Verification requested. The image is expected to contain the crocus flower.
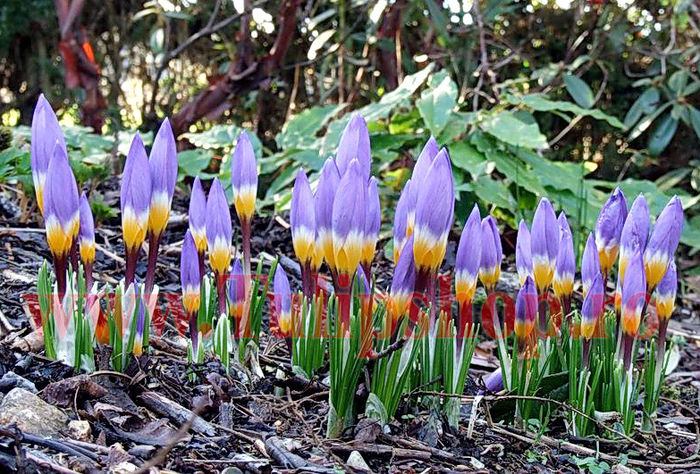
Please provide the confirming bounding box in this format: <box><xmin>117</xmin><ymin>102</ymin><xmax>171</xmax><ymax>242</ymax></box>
<box><xmin>231</xmin><ymin>131</ymin><xmax>258</xmax><ymax>224</ymax></box>
<box><xmin>655</xmin><ymin>261</ymin><xmax>677</xmax><ymax>321</ymax></box>
<box><xmin>44</xmin><ymin>146</ymin><xmax>80</xmax><ymax>261</ymax></box>
<box><xmin>272</xmin><ymin>265</ymin><xmax>292</xmax><ymax>338</ymax></box>
<box><xmin>133</xmin><ymin>293</ymin><xmax>147</xmax><ymax>356</ymax></box>
<box><xmin>148</xmin><ymin>118</ymin><xmax>178</xmax><ymax>237</ymax></box>
<box><xmin>393</xmin><ymin>180</ymin><xmax>411</xmax><ymax>264</ymax></box>
<box><xmin>644</xmin><ymin>196</ymin><xmax>683</xmax><ymax>290</ymax></box>
<box><xmin>332</xmin><ymin>159</ymin><xmax>366</xmax><ymax>277</ymax></box>
<box><xmin>481</xmin><ymin>368</ymin><xmax>504</xmax><ymax>394</ymax></box>
<box><xmin>31</xmin><ymin>94</ymin><xmax>67</xmax><ymax>215</ymax></box>
<box><xmin>581</xmin><ymin>233</ymin><xmax>601</xmax><ymax>297</ymax></box>
<box><xmin>553</xmin><ymin>214</ymin><xmax>575</xmax><ymax>302</ymax></box>
<box><xmin>388</xmin><ymin>235</ymin><xmax>416</xmax><ymax>328</ymax></box>
<box><xmin>121</xmin><ymin>134</ymin><xmax>152</xmax><ymax>254</ymax></box>
<box><xmin>455</xmin><ymin>204</ymin><xmax>482</xmax><ymax>305</ymax></box>
<box><xmin>228</xmin><ymin>258</ymin><xmax>245</xmax><ymax>320</ymax></box>
<box><xmin>531</xmin><ymin>197</ymin><xmax>559</xmax><ymax>293</ymax></box>
<box><xmin>290</xmin><ymin>169</ymin><xmax>316</xmax><ymax>268</ymax></box>
<box><xmin>595</xmin><ymin>188</ymin><xmax>627</xmax><ymax>275</ymax></box>
<box><xmin>362</xmin><ymin>177</ymin><xmax>381</xmax><ymax>274</ymax></box>
<box><xmin>412</xmin><ymin>148</ymin><xmax>454</xmax><ymax>274</ymax></box>
<box><xmin>514</xmin><ymin>276</ymin><xmax>537</xmax><ymax>341</ymax></box>
<box><xmin>78</xmin><ymin>193</ymin><xmax>95</xmax><ymax>268</ymax></box>
<box><xmin>619</xmin><ymin>194</ymin><xmax>649</xmax><ymax>281</ymax></box>
<box><xmin>315</xmin><ymin>158</ymin><xmax>341</xmax><ymax>272</ymax></box>
<box><xmin>180</xmin><ymin>230</ymin><xmax>201</xmax><ymax>316</ymax></box>
<box><xmin>581</xmin><ymin>273</ymin><xmax>604</xmax><ymax>339</ymax></box>
<box><xmin>189</xmin><ymin>177</ymin><xmax>207</xmax><ymax>278</ymax></box>
<box><xmin>205</xmin><ymin>178</ymin><xmax>233</xmax><ymax>276</ymax></box>
<box><xmin>479</xmin><ymin>216</ymin><xmax>502</xmax><ymax>291</ymax></box>
<box><xmin>515</xmin><ymin>220</ymin><xmax>532</xmax><ymax>286</ymax></box>
<box><xmin>407</xmin><ymin>137</ymin><xmax>440</xmax><ymax>234</ymax></box>
<box><xmin>621</xmin><ymin>249</ymin><xmax>647</xmax><ymax>336</ymax></box>
<box><xmin>335</xmin><ymin>114</ymin><xmax>371</xmax><ymax>180</ymax></box>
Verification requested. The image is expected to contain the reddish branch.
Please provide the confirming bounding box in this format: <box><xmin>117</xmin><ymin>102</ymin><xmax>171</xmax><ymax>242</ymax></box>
<box><xmin>171</xmin><ymin>0</ymin><xmax>302</xmax><ymax>136</ymax></box>
<box><xmin>54</xmin><ymin>0</ymin><xmax>106</xmax><ymax>132</ymax></box>
<box><xmin>376</xmin><ymin>0</ymin><xmax>406</xmax><ymax>91</ymax></box>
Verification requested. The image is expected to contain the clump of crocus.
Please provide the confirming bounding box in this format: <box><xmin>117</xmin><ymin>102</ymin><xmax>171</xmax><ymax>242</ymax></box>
<box><xmin>291</xmin><ymin>169</ymin><xmax>316</xmax><ymax>298</ymax></box>
<box><xmin>644</xmin><ymin>196</ymin><xmax>683</xmax><ymax>291</ymax></box>
<box><xmin>582</xmin><ymin>233</ymin><xmax>601</xmax><ymax>298</ymax></box>
<box><xmin>618</xmin><ymin>194</ymin><xmax>649</xmax><ymax>281</ymax></box>
<box><xmin>455</xmin><ymin>205</ymin><xmax>481</xmax><ymax>333</ymax></box>
<box><xmin>595</xmin><ymin>188</ymin><xmax>627</xmax><ymax>279</ymax></box>
<box><xmin>231</xmin><ymin>132</ymin><xmax>258</xmax><ymax>279</ymax></box>
<box><xmin>43</xmin><ymin>146</ymin><xmax>80</xmax><ymax>297</ymax></box>
<box><xmin>181</xmin><ymin>230</ymin><xmax>201</xmax><ymax>355</ymax></box>
<box><xmin>553</xmin><ymin>213</ymin><xmax>575</xmax><ymax>319</ymax></box>
<box><xmin>620</xmin><ymin>249</ymin><xmax>647</xmax><ymax>372</ymax></box>
<box><xmin>78</xmin><ymin>193</ymin><xmax>96</xmax><ymax>289</ymax></box>
<box><xmin>189</xmin><ymin>177</ymin><xmax>208</xmax><ymax>279</ymax></box>
<box><xmin>515</xmin><ymin>220</ymin><xmax>533</xmax><ymax>286</ymax></box>
<box><xmin>316</xmin><ymin>158</ymin><xmax>341</xmax><ymax>275</ymax></box>
<box><xmin>514</xmin><ymin>276</ymin><xmax>538</xmax><ymax>350</ymax></box>
<box><xmin>121</xmin><ymin>134</ymin><xmax>152</xmax><ymax>287</ymax></box>
<box><xmin>581</xmin><ymin>273</ymin><xmax>604</xmax><ymax>366</ymax></box>
<box><xmin>531</xmin><ymin>197</ymin><xmax>559</xmax><ymax>296</ymax></box>
<box><xmin>205</xmin><ymin>177</ymin><xmax>233</xmax><ymax>316</ymax></box>
<box><xmin>146</xmin><ymin>119</ymin><xmax>178</xmax><ymax>293</ymax></box>
<box><xmin>31</xmin><ymin>94</ymin><xmax>67</xmax><ymax>216</ymax></box>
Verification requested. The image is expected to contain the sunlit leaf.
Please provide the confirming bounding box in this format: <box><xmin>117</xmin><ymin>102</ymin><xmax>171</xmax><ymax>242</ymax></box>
<box><xmin>416</xmin><ymin>70</ymin><xmax>458</xmax><ymax>136</ymax></box>
<box><xmin>479</xmin><ymin>111</ymin><xmax>548</xmax><ymax>149</ymax></box>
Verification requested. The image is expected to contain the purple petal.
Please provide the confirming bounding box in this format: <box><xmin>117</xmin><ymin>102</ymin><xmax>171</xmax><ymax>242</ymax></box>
<box><xmin>483</xmin><ymin>368</ymin><xmax>504</xmax><ymax>393</ymax></box>
<box><xmin>620</xmin><ymin>194</ymin><xmax>649</xmax><ymax>254</ymax></box>
<box><xmin>595</xmin><ymin>187</ymin><xmax>628</xmax><ymax>249</ymax></box>
<box><xmin>79</xmin><ymin>192</ymin><xmax>94</xmax><ymax>242</ymax></box>
<box><xmin>189</xmin><ymin>177</ymin><xmax>207</xmax><ymax>231</ymax></box>
<box><xmin>414</xmin><ymin>148</ymin><xmax>454</xmax><ymax>238</ymax></box>
<box><xmin>479</xmin><ymin>216</ymin><xmax>501</xmax><ymax>273</ymax></box>
<box><xmin>291</xmin><ymin>169</ymin><xmax>315</xmax><ymax>234</ymax></box>
<box><xmin>646</xmin><ymin>195</ymin><xmax>683</xmax><ymax>264</ymax></box>
<box><xmin>336</xmin><ymin>114</ymin><xmax>371</xmax><ymax>180</ymax></box>
<box><xmin>205</xmin><ymin>178</ymin><xmax>232</xmax><ymax>245</ymax></box>
<box><xmin>45</xmin><ymin>145</ymin><xmax>79</xmax><ymax>228</ymax></box>
<box><xmin>531</xmin><ymin>197</ymin><xmax>559</xmax><ymax>262</ymax></box>
<box><xmin>149</xmin><ymin>118</ymin><xmax>178</xmax><ymax>199</ymax></box>
<box><xmin>581</xmin><ymin>233</ymin><xmax>601</xmax><ymax>295</ymax></box>
<box><xmin>558</xmin><ymin>211</ymin><xmax>571</xmax><ymax>236</ymax></box>
<box><xmin>121</xmin><ymin>133</ymin><xmax>152</xmax><ymax>215</ymax></box>
<box><xmin>411</xmin><ymin>136</ymin><xmax>440</xmax><ymax>191</ymax></box>
<box><xmin>516</xmin><ymin>276</ymin><xmax>538</xmax><ymax>326</ymax></box>
<box><xmin>393</xmin><ymin>179</ymin><xmax>411</xmax><ymax>245</ymax></box>
<box><xmin>273</xmin><ymin>264</ymin><xmax>292</xmax><ymax>315</ymax></box>
<box><xmin>231</xmin><ymin>131</ymin><xmax>258</xmax><ymax>190</ymax></box>
<box><xmin>391</xmin><ymin>235</ymin><xmax>416</xmax><ymax>296</ymax></box>
<box><xmin>516</xmin><ymin>220</ymin><xmax>532</xmax><ymax>282</ymax></box>
<box><xmin>332</xmin><ymin>159</ymin><xmax>366</xmax><ymax>240</ymax></box>
<box><xmin>555</xmin><ymin>227</ymin><xmax>575</xmax><ymax>278</ymax></box>
<box><xmin>622</xmin><ymin>249</ymin><xmax>646</xmax><ymax>315</ymax></box>
<box><xmin>180</xmin><ymin>230</ymin><xmax>200</xmax><ymax>289</ymax></box>
<box><xmin>582</xmin><ymin>272</ymin><xmax>604</xmax><ymax>327</ymax></box>
<box><xmin>656</xmin><ymin>260</ymin><xmax>677</xmax><ymax>299</ymax></box>
<box><xmin>365</xmin><ymin>177</ymin><xmax>381</xmax><ymax>237</ymax></box>
<box><xmin>31</xmin><ymin>94</ymin><xmax>67</xmax><ymax>178</ymax></box>
<box><xmin>356</xmin><ymin>265</ymin><xmax>370</xmax><ymax>295</ymax></box>
<box><xmin>315</xmin><ymin>158</ymin><xmax>340</xmax><ymax>233</ymax></box>
<box><xmin>456</xmin><ymin>204</ymin><xmax>482</xmax><ymax>277</ymax></box>
<box><xmin>228</xmin><ymin>258</ymin><xmax>245</xmax><ymax>304</ymax></box>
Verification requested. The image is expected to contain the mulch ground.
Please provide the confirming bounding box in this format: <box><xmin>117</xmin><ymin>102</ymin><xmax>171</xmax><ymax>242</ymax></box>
<box><xmin>1</xmin><ymin>182</ymin><xmax>700</xmax><ymax>473</ymax></box>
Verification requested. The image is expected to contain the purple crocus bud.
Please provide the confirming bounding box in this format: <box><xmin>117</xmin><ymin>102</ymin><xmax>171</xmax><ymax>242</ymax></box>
<box><xmin>290</xmin><ymin>169</ymin><xmax>315</xmax><ymax>267</ymax></box>
<box><xmin>455</xmin><ymin>204</ymin><xmax>482</xmax><ymax>305</ymax></box>
<box><xmin>581</xmin><ymin>233</ymin><xmax>601</xmax><ymax>297</ymax></box>
<box><xmin>407</xmin><ymin>136</ymin><xmax>440</xmax><ymax>232</ymax></box>
<box><xmin>228</xmin><ymin>258</ymin><xmax>245</xmax><ymax>320</ymax></box>
<box><xmin>44</xmin><ymin>146</ymin><xmax>80</xmax><ymax>258</ymax></box>
<box><xmin>514</xmin><ymin>276</ymin><xmax>537</xmax><ymax>340</ymax></box>
<box><xmin>619</xmin><ymin>194</ymin><xmax>649</xmax><ymax>281</ymax></box>
<box><xmin>188</xmin><ymin>177</ymin><xmax>207</xmax><ymax>254</ymax></box>
<box><xmin>515</xmin><ymin>220</ymin><xmax>533</xmax><ymax>286</ymax></box>
<box><xmin>581</xmin><ymin>273</ymin><xmax>604</xmax><ymax>339</ymax></box>
<box><xmin>595</xmin><ymin>188</ymin><xmax>627</xmax><ymax>275</ymax></box>
<box><xmin>31</xmin><ymin>94</ymin><xmax>67</xmax><ymax>215</ymax></box>
<box><xmin>558</xmin><ymin>212</ymin><xmax>572</xmax><ymax>236</ymax></box>
<box><xmin>655</xmin><ymin>260</ymin><xmax>677</xmax><ymax>321</ymax></box>
<box><xmin>356</xmin><ymin>265</ymin><xmax>371</xmax><ymax>296</ymax></box>
<box><xmin>393</xmin><ymin>179</ymin><xmax>411</xmax><ymax>264</ymax></box>
<box><xmin>413</xmin><ymin>148</ymin><xmax>454</xmax><ymax>274</ymax></box>
<box><xmin>133</xmin><ymin>293</ymin><xmax>147</xmax><ymax>356</ymax></box>
<box><xmin>479</xmin><ymin>216</ymin><xmax>501</xmax><ymax>290</ymax></box>
<box><xmin>621</xmin><ymin>249</ymin><xmax>646</xmax><ymax>336</ymax></box>
<box><xmin>482</xmin><ymin>368</ymin><xmax>504</xmax><ymax>393</ymax></box>
<box><xmin>644</xmin><ymin>196</ymin><xmax>683</xmax><ymax>290</ymax></box>
<box><xmin>121</xmin><ymin>133</ymin><xmax>152</xmax><ymax>252</ymax></box>
<box><xmin>363</xmin><ymin>177</ymin><xmax>381</xmax><ymax>268</ymax></box>
<box><xmin>148</xmin><ymin>118</ymin><xmax>178</xmax><ymax>236</ymax></box>
<box><xmin>180</xmin><ymin>230</ymin><xmax>201</xmax><ymax>315</ymax></box>
<box><xmin>531</xmin><ymin>197</ymin><xmax>559</xmax><ymax>292</ymax></box>
<box><xmin>553</xmin><ymin>222</ymin><xmax>575</xmax><ymax>300</ymax></box>
<box><xmin>273</xmin><ymin>265</ymin><xmax>292</xmax><ymax>338</ymax></box>
<box><xmin>336</xmin><ymin>114</ymin><xmax>371</xmax><ymax>180</ymax></box>
<box><xmin>316</xmin><ymin>158</ymin><xmax>341</xmax><ymax>272</ymax></box>
<box><xmin>389</xmin><ymin>235</ymin><xmax>416</xmax><ymax>324</ymax></box>
<box><xmin>332</xmin><ymin>159</ymin><xmax>366</xmax><ymax>276</ymax></box>
<box><xmin>205</xmin><ymin>178</ymin><xmax>232</xmax><ymax>275</ymax></box>
<box><xmin>78</xmin><ymin>193</ymin><xmax>95</xmax><ymax>266</ymax></box>
<box><xmin>231</xmin><ymin>131</ymin><xmax>258</xmax><ymax>223</ymax></box>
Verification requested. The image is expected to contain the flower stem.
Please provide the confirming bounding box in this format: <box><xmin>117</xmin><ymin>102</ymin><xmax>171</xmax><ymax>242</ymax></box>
<box><xmin>145</xmin><ymin>232</ymin><xmax>162</xmax><ymax>294</ymax></box>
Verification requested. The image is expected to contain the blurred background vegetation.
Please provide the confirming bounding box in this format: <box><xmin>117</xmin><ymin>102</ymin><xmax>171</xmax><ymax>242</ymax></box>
<box><xmin>1</xmin><ymin>0</ymin><xmax>699</xmax><ymax>278</ymax></box>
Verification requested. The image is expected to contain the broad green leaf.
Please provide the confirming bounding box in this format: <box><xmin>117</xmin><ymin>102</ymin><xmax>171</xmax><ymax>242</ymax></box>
<box><xmin>623</xmin><ymin>88</ymin><xmax>659</xmax><ymax>130</ymax></box>
<box><xmin>668</xmin><ymin>70</ymin><xmax>689</xmax><ymax>96</ymax></box>
<box><xmin>479</xmin><ymin>111</ymin><xmax>548</xmax><ymax>149</ymax></box>
<box><xmin>178</xmin><ymin>149</ymin><xmax>214</xmax><ymax>177</ymax></box>
<box><xmin>647</xmin><ymin>114</ymin><xmax>678</xmax><ymax>156</ymax></box>
<box><xmin>472</xmin><ymin>175</ymin><xmax>517</xmax><ymax>210</ymax></box>
<box><xmin>505</xmin><ymin>94</ymin><xmax>623</xmax><ymax>128</ymax></box>
<box><xmin>276</xmin><ymin>104</ymin><xmax>346</xmax><ymax>150</ymax></box>
<box><xmin>416</xmin><ymin>70</ymin><xmax>458</xmax><ymax>136</ymax></box>
<box><xmin>682</xmin><ymin>80</ymin><xmax>700</xmax><ymax>97</ymax></box>
<box><xmin>438</xmin><ymin>111</ymin><xmax>477</xmax><ymax>143</ymax></box>
<box><xmin>563</xmin><ymin>74</ymin><xmax>595</xmax><ymax>109</ymax></box>
<box><xmin>627</xmin><ymin>102</ymin><xmax>672</xmax><ymax>142</ymax></box>
<box><xmin>181</xmin><ymin>125</ymin><xmax>262</xmax><ymax>156</ymax></box>
<box><xmin>449</xmin><ymin>141</ymin><xmax>487</xmax><ymax>177</ymax></box>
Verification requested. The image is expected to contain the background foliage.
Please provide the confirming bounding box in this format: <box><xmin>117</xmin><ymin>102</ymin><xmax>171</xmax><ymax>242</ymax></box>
<box><xmin>1</xmin><ymin>0</ymin><xmax>699</xmax><ymax>274</ymax></box>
